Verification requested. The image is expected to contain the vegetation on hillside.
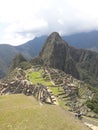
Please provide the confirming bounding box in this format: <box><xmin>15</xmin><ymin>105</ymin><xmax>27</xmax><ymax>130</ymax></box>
<box><xmin>86</xmin><ymin>91</ymin><xmax>98</xmax><ymax>114</ymax></box>
<box><xmin>10</xmin><ymin>54</ymin><xmax>31</xmax><ymax>71</ymax></box>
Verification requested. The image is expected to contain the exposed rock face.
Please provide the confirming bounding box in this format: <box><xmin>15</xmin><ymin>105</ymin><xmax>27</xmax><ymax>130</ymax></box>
<box><xmin>39</xmin><ymin>32</ymin><xmax>98</xmax><ymax>86</ymax></box>
<box><xmin>40</xmin><ymin>32</ymin><xmax>67</xmax><ymax>71</ymax></box>
<box><xmin>39</xmin><ymin>32</ymin><xmax>80</xmax><ymax>79</ymax></box>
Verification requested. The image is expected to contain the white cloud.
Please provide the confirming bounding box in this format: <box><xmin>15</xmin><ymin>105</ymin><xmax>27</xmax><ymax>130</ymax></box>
<box><xmin>3</xmin><ymin>18</ymin><xmax>48</xmax><ymax>45</ymax></box>
<box><xmin>0</xmin><ymin>0</ymin><xmax>98</xmax><ymax>45</ymax></box>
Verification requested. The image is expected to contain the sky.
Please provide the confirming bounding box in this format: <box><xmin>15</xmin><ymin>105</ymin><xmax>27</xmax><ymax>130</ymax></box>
<box><xmin>0</xmin><ymin>0</ymin><xmax>98</xmax><ymax>45</ymax></box>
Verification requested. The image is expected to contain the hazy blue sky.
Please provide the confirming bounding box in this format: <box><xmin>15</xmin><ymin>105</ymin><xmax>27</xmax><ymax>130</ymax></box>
<box><xmin>0</xmin><ymin>0</ymin><xmax>98</xmax><ymax>45</ymax></box>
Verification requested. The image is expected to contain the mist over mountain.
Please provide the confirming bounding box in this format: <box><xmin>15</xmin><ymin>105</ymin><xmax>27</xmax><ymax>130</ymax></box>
<box><xmin>0</xmin><ymin>30</ymin><xmax>98</xmax><ymax>78</ymax></box>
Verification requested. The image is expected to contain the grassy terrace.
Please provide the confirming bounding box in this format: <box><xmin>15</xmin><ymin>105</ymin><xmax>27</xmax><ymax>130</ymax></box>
<box><xmin>26</xmin><ymin>69</ymin><xmax>67</xmax><ymax>107</ymax></box>
<box><xmin>27</xmin><ymin>69</ymin><xmax>52</xmax><ymax>86</ymax></box>
<box><xmin>0</xmin><ymin>94</ymin><xmax>89</xmax><ymax>130</ymax></box>
<box><xmin>27</xmin><ymin>69</ymin><xmax>62</xmax><ymax>95</ymax></box>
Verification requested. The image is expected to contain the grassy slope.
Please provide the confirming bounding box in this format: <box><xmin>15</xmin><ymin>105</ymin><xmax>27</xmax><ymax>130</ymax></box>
<box><xmin>0</xmin><ymin>94</ymin><xmax>89</xmax><ymax>130</ymax></box>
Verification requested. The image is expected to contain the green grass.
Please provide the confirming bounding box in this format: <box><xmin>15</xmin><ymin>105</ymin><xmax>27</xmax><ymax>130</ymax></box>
<box><xmin>27</xmin><ymin>69</ymin><xmax>52</xmax><ymax>86</ymax></box>
<box><xmin>0</xmin><ymin>94</ymin><xmax>89</xmax><ymax>130</ymax></box>
<box><xmin>50</xmin><ymin>86</ymin><xmax>62</xmax><ymax>95</ymax></box>
<box><xmin>27</xmin><ymin>69</ymin><xmax>63</xmax><ymax>95</ymax></box>
<box><xmin>26</xmin><ymin>69</ymin><xmax>70</xmax><ymax>109</ymax></box>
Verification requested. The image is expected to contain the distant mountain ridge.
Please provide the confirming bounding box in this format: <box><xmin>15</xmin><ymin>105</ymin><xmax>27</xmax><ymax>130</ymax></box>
<box><xmin>16</xmin><ymin>36</ymin><xmax>47</xmax><ymax>59</ymax></box>
<box><xmin>0</xmin><ymin>36</ymin><xmax>47</xmax><ymax>78</ymax></box>
<box><xmin>63</xmin><ymin>30</ymin><xmax>98</xmax><ymax>51</ymax></box>
<box><xmin>1</xmin><ymin>30</ymin><xmax>98</xmax><ymax>78</ymax></box>
<box><xmin>0</xmin><ymin>44</ymin><xmax>18</xmax><ymax>77</ymax></box>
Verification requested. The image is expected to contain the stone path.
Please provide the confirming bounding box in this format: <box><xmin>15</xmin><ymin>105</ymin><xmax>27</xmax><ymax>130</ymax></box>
<box><xmin>71</xmin><ymin>111</ymin><xmax>98</xmax><ymax>130</ymax></box>
<box><xmin>84</xmin><ymin>122</ymin><xmax>98</xmax><ymax>130</ymax></box>
<box><xmin>46</xmin><ymin>87</ymin><xmax>59</xmax><ymax>105</ymax></box>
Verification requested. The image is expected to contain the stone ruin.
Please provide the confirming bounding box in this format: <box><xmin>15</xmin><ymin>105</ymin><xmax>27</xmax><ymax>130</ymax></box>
<box><xmin>0</xmin><ymin>68</ymin><xmax>57</xmax><ymax>105</ymax></box>
<box><xmin>42</xmin><ymin>67</ymin><xmax>97</xmax><ymax>117</ymax></box>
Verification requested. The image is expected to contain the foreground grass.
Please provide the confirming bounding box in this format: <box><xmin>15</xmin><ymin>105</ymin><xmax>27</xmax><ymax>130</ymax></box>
<box><xmin>0</xmin><ymin>94</ymin><xmax>89</xmax><ymax>130</ymax></box>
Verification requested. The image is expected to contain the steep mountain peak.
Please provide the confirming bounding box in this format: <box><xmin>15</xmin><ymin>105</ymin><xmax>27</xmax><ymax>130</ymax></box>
<box><xmin>48</xmin><ymin>32</ymin><xmax>61</xmax><ymax>40</ymax></box>
<box><xmin>46</xmin><ymin>32</ymin><xmax>66</xmax><ymax>45</ymax></box>
<box><xmin>39</xmin><ymin>32</ymin><xmax>68</xmax><ymax>71</ymax></box>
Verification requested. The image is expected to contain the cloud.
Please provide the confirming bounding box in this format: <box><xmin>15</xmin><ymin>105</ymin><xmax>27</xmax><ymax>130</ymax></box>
<box><xmin>0</xmin><ymin>0</ymin><xmax>98</xmax><ymax>45</ymax></box>
<box><xmin>3</xmin><ymin>19</ymin><xmax>48</xmax><ymax>45</ymax></box>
